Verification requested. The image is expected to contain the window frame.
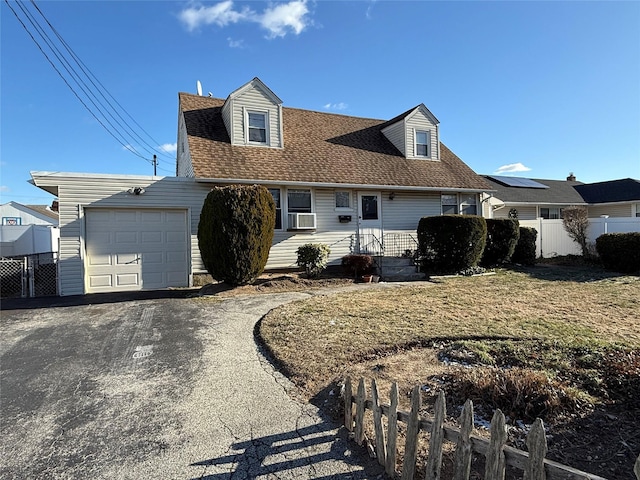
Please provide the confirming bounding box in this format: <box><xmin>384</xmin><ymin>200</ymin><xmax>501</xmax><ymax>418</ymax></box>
<box><xmin>334</xmin><ymin>190</ymin><xmax>352</xmax><ymax>211</ymax></box>
<box><xmin>460</xmin><ymin>194</ymin><xmax>478</xmax><ymax>215</ymax></box>
<box><xmin>287</xmin><ymin>188</ymin><xmax>313</xmax><ymax>214</ymax></box>
<box><xmin>268</xmin><ymin>187</ymin><xmax>283</xmax><ymax>230</ymax></box>
<box><xmin>415</xmin><ymin>129</ymin><xmax>430</xmax><ymax>158</ymax></box>
<box><xmin>441</xmin><ymin>193</ymin><xmax>459</xmax><ymax>215</ymax></box>
<box><xmin>246</xmin><ymin>110</ymin><xmax>269</xmax><ymax>145</ymax></box>
<box><xmin>540</xmin><ymin>207</ymin><xmax>563</xmax><ymax>219</ymax></box>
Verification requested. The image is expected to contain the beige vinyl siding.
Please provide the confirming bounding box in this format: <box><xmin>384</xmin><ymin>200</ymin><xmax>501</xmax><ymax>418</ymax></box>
<box><xmin>381</xmin><ymin>192</ymin><xmax>441</xmax><ymax>230</ymax></box>
<box><xmin>231</xmin><ymin>86</ymin><xmax>282</xmax><ymax>147</ymax></box>
<box><xmin>587</xmin><ymin>204</ymin><xmax>633</xmax><ymax>218</ymax></box>
<box><xmin>266</xmin><ymin>188</ymin><xmax>357</xmax><ymax>269</ymax></box>
<box><xmin>381</xmin><ymin>121</ymin><xmax>406</xmax><ymax>156</ymax></box>
<box><xmin>176</xmin><ymin>111</ymin><xmax>195</xmax><ymax>177</ymax></box>
<box><xmin>406</xmin><ymin>111</ymin><xmax>438</xmax><ymax>160</ymax></box>
<box><xmin>221</xmin><ymin>99</ymin><xmax>232</xmax><ymax>139</ymax></box>
<box><xmin>32</xmin><ymin>174</ymin><xmax>211</xmax><ymax>296</ymax></box>
<box><xmin>493</xmin><ymin>205</ymin><xmax>537</xmax><ymax>220</ymax></box>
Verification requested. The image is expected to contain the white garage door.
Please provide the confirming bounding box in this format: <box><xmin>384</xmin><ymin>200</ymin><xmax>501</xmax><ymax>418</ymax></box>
<box><xmin>85</xmin><ymin>208</ymin><xmax>189</xmax><ymax>293</ymax></box>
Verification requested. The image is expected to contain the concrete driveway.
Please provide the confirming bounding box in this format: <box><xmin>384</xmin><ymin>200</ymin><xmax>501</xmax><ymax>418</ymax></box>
<box><xmin>1</xmin><ymin>290</ymin><xmax>384</xmax><ymax>479</ymax></box>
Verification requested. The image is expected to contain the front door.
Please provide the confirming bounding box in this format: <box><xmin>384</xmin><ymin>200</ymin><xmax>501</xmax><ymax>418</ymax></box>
<box><xmin>357</xmin><ymin>192</ymin><xmax>383</xmax><ymax>255</ymax></box>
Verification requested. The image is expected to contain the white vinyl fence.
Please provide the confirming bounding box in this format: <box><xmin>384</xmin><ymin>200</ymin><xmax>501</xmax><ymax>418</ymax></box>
<box><xmin>519</xmin><ymin>217</ymin><xmax>640</xmax><ymax>258</ymax></box>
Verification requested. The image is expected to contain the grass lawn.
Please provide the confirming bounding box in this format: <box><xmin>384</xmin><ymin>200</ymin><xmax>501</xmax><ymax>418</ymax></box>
<box><xmin>258</xmin><ymin>265</ymin><xmax>640</xmax><ymax>479</ymax></box>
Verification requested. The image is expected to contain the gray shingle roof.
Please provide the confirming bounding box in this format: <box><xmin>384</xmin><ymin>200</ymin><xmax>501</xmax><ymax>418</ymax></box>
<box><xmin>574</xmin><ymin>178</ymin><xmax>640</xmax><ymax>204</ymax></box>
<box><xmin>482</xmin><ymin>176</ymin><xmax>587</xmax><ymax>204</ymax></box>
<box><xmin>179</xmin><ymin>93</ymin><xmax>491</xmax><ymax>191</ymax></box>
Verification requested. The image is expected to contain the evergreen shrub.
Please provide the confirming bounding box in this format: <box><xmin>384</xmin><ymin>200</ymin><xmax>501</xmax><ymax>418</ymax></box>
<box><xmin>197</xmin><ymin>185</ymin><xmax>275</xmax><ymax>286</ymax></box>
<box><xmin>595</xmin><ymin>232</ymin><xmax>640</xmax><ymax>274</ymax></box>
<box><xmin>296</xmin><ymin>243</ymin><xmax>331</xmax><ymax>278</ymax></box>
<box><xmin>417</xmin><ymin>215</ymin><xmax>487</xmax><ymax>274</ymax></box>
<box><xmin>481</xmin><ymin>218</ymin><xmax>520</xmax><ymax>267</ymax></box>
<box><xmin>511</xmin><ymin>227</ymin><xmax>537</xmax><ymax>266</ymax></box>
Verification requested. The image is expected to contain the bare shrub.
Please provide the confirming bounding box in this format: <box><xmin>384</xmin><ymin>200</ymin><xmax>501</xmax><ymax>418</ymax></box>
<box><xmin>562</xmin><ymin>206</ymin><xmax>591</xmax><ymax>258</ymax></box>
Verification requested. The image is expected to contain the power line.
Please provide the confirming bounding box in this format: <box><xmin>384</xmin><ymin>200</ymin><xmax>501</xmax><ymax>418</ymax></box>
<box><xmin>5</xmin><ymin>0</ymin><xmax>176</xmax><ymax>171</ymax></box>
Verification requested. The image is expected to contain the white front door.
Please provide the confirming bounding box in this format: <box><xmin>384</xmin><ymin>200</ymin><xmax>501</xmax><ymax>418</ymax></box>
<box><xmin>357</xmin><ymin>192</ymin><xmax>383</xmax><ymax>254</ymax></box>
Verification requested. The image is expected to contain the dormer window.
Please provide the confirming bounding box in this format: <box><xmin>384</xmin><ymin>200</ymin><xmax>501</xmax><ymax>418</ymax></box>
<box><xmin>415</xmin><ymin>130</ymin><xmax>430</xmax><ymax>157</ymax></box>
<box><xmin>247</xmin><ymin>111</ymin><xmax>268</xmax><ymax>144</ymax></box>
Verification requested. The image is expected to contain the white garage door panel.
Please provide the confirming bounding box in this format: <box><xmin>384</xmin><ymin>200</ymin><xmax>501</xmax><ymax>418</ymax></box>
<box><xmin>85</xmin><ymin>208</ymin><xmax>189</xmax><ymax>293</ymax></box>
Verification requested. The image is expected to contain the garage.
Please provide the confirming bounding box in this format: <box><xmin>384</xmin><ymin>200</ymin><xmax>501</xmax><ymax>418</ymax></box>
<box><xmin>84</xmin><ymin>208</ymin><xmax>189</xmax><ymax>293</ymax></box>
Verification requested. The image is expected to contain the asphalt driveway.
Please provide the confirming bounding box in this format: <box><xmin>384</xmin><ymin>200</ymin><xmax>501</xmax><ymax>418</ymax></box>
<box><xmin>1</xmin><ymin>290</ymin><xmax>384</xmax><ymax>479</ymax></box>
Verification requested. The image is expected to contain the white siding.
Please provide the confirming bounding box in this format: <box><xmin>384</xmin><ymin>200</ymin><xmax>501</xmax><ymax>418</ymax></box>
<box><xmin>231</xmin><ymin>86</ymin><xmax>282</xmax><ymax>147</ymax></box>
<box><xmin>493</xmin><ymin>205</ymin><xmax>537</xmax><ymax>220</ymax></box>
<box><xmin>32</xmin><ymin>174</ymin><xmax>211</xmax><ymax>296</ymax></box>
<box><xmin>221</xmin><ymin>99</ymin><xmax>232</xmax><ymax>140</ymax></box>
<box><xmin>381</xmin><ymin>121</ymin><xmax>406</xmax><ymax>155</ymax></box>
<box><xmin>406</xmin><ymin>111</ymin><xmax>438</xmax><ymax>160</ymax></box>
<box><xmin>587</xmin><ymin>204</ymin><xmax>633</xmax><ymax>218</ymax></box>
<box><xmin>381</xmin><ymin>192</ymin><xmax>441</xmax><ymax>230</ymax></box>
<box><xmin>0</xmin><ymin>203</ymin><xmax>57</xmax><ymax>225</ymax></box>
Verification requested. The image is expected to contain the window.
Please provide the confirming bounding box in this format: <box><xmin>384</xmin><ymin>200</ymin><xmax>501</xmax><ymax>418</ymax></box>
<box><xmin>335</xmin><ymin>191</ymin><xmax>351</xmax><ymax>209</ymax></box>
<box><xmin>415</xmin><ymin>130</ymin><xmax>429</xmax><ymax>157</ymax></box>
<box><xmin>268</xmin><ymin>188</ymin><xmax>282</xmax><ymax>229</ymax></box>
<box><xmin>441</xmin><ymin>194</ymin><xmax>459</xmax><ymax>214</ymax></box>
<box><xmin>287</xmin><ymin>189</ymin><xmax>312</xmax><ymax>213</ymax></box>
<box><xmin>540</xmin><ymin>207</ymin><xmax>563</xmax><ymax>219</ymax></box>
<box><xmin>248</xmin><ymin>112</ymin><xmax>267</xmax><ymax>144</ymax></box>
<box><xmin>361</xmin><ymin>195</ymin><xmax>379</xmax><ymax>220</ymax></box>
<box><xmin>460</xmin><ymin>194</ymin><xmax>477</xmax><ymax>215</ymax></box>
<box><xmin>636</xmin><ymin>204</ymin><xmax>640</xmax><ymax>217</ymax></box>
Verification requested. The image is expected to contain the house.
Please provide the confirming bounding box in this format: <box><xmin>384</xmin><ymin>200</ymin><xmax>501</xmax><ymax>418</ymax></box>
<box><xmin>31</xmin><ymin>77</ymin><xmax>491</xmax><ymax>296</ymax></box>
<box><xmin>0</xmin><ymin>201</ymin><xmax>59</xmax><ymax>257</ymax></box>
<box><xmin>482</xmin><ymin>174</ymin><xmax>640</xmax><ymax>219</ymax></box>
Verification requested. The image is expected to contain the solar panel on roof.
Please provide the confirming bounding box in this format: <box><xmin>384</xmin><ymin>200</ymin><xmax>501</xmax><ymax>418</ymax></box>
<box><xmin>488</xmin><ymin>175</ymin><xmax>550</xmax><ymax>189</ymax></box>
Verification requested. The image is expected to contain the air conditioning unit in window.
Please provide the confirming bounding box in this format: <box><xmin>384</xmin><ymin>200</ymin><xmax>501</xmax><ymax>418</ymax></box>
<box><xmin>288</xmin><ymin>213</ymin><xmax>316</xmax><ymax>230</ymax></box>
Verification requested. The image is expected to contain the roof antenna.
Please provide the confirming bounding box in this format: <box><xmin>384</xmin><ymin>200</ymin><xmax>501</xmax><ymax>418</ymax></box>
<box><xmin>196</xmin><ymin>80</ymin><xmax>203</xmax><ymax>96</ymax></box>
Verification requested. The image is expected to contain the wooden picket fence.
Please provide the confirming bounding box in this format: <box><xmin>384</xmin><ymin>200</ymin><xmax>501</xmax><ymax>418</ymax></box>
<box><xmin>344</xmin><ymin>377</ymin><xmax>640</xmax><ymax>480</ymax></box>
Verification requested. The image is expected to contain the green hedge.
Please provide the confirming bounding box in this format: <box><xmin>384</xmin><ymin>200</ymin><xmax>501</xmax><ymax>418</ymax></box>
<box><xmin>511</xmin><ymin>227</ymin><xmax>537</xmax><ymax>266</ymax></box>
<box><xmin>417</xmin><ymin>215</ymin><xmax>487</xmax><ymax>274</ymax></box>
<box><xmin>595</xmin><ymin>232</ymin><xmax>640</xmax><ymax>274</ymax></box>
<box><xmin>481</xmin><ymin>218</ymin><xmax>520</xmax><ymax>267</ymax></box>
<box><xmin>197</xmin><ymin>185</ymin><xmax>275</xmax><ymax>285</ymax></box>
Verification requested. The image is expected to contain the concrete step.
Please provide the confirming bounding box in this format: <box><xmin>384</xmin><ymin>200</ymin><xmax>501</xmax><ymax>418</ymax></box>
<box><xmin>377</xmin><ymin>256</ymin><xmax>415</xmax><ymax>267</ymax></box>
<box><xmin>382</xmin><ymin>272</ymin><xmax>426</xmax><ymax>282</ymax></box>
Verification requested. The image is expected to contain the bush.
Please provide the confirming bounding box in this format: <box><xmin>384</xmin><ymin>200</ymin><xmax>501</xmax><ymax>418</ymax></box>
<box><xmin>481</xmin><ymin>218</ymin><xmax>520</xmax><ymax>267</ymax></box>
<box><xmin>595</xmin><ymin>232</ymin><xmax>640</xmax><ymax>274</ymax></box>
<box><xmin>342</xmin><ymin>254</ymin><xmax>374</xmax><ymax>278</ymax></box>
<box><xmin>197</xmin><ymin>185</ymin><xmax>275</xmax><ymax>286</ymax></box>
<box><xmin>296</xmin><ymin>244</ymin><xmax>331</xmax><ymax>278</ymax></box>
<box><xmin>417</xmin><ymin>215</ymin><xmax>487</xmax><ymax>274</ymax></box>
<box><xmin>511</xmin><ymin>227</ymin><xmax>537</xmax><ymax>266</ymax></box>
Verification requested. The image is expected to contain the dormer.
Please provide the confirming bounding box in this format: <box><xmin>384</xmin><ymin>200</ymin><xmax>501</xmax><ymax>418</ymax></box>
<box><xmin>381</xmin><ymin>104</ymin><xmax>440</xmax><ymax>160</ymax></box>
<box><xmin>221</xmin><ymin>77</ymin><xmax>284</xmax><ymax>148</ymax></box>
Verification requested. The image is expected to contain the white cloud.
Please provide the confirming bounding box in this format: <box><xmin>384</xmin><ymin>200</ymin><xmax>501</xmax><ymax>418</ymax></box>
<box><xmin>366</xmin><ymin>0</ymin><xmax>377</xmax><ymax>20</ymax></box>
<box><xmin>323</xmin><ymin>102</ymin><xmax>348</xmax><ymax>111</ymax></box>
<box><xmin>260</xmin><ymin>1</ymin><xmax>309</xmax><ymax>38</ymax></box>
<box><xmin>227</xmin><ymin>37</ymin><xmax>245</xmax><ymax>48</ymax></box>
<box><xmin>179</xmin><ymin>1</ymin><xmax>250</xmax><ymax>31</ymax></box>
<box><xmin>493</xmin><ymin>163</ymin><xmax>532</xmax><ymax>174</ymax></box>
<box><xmin>159</xmin><ymin>143</ymin><xmax>177</xmax><ymax>153</ymax></box>
<box><xmin>179</xmin><ymin>1</ymin><xmax>311</xmax><ymax>38</ymax></box>
<box><xmin>0</xmin><ymin>186</ymin><xmax>10</xmax><ymax>192</ymax></box>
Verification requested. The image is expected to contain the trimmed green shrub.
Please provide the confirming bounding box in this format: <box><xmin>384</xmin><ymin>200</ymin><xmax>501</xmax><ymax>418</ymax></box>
<box><xmin>481</xmin><ymin>218</ymin><xmax>520</xmax><ymax>267</ymax></box>
<box><xmin>417</xmin><ymin>215</ymin><xmax>487</xmax><ymax>274</ymax></box>
<box><xmin>296</xmin><ymin>243</ymin><xmax>331</xmax><ymax>278</ymax></box>
<box><xmin>197</xmin><ymin>185</ymin><xmax>275</xmax><ymax>286</ymax></box>
<box><xmin>511</xmin><ymin>227</ymin><xmax>537</xmax><ymax>266</ymax></box>
<box><xmin>342</xmin><ymin>254</ymin><xmax>374</xmax><ymax>278</ymax></box>
<box><xmin>595</xmin><ymin>232</ymin><xmax>640</xmax><ymax>274</ymax></box>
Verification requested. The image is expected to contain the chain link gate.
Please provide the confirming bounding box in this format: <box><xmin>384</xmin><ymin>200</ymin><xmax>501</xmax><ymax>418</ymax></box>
<box><xmin>0</xmin><ymin>253</ymin><xmax>58</xmax><ymax>299</ymax></box>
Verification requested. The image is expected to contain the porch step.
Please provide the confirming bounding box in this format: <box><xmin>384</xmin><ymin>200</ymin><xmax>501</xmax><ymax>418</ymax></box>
<box><xmin>376</xmin><ymin>257</ymin><xmax>426</xmax><ymax>282</ymax></box>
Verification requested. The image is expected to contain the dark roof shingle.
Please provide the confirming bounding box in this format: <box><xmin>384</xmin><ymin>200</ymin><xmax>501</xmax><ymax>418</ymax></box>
<box><xmin>482</xmin><ymin>176</ymin><xmax>586</xmax><ymax>204</ymax></box>
<box><xmin>573</xmin><ymin>178</ymin><xmax>640</xmax><ymax>204</ymax></box>
<box><xmin>179</xmin><ymin>93</ymin><xmax>491</xmax><ymax>191</ymax></box>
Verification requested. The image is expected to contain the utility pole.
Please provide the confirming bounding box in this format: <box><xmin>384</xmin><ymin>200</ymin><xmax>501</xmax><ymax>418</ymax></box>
<box><xmin>153</xmin><ymin>154</ymin><xmax>157</xmax><ymax>176</ymax></box>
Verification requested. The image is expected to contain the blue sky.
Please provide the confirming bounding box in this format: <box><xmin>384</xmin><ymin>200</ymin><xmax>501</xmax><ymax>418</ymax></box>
<box><xmin>2</xmin><ymin>0</ymin><xmax>639</xmax><ymax>206</ymax></box>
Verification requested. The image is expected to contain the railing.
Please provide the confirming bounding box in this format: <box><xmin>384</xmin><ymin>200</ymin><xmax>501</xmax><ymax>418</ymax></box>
<box><xmin>351</xmin><ymin>233</ymin><xmax>419</xmax><ymax>258</ymax></box>
<box><xmin>343</xmin><ymin>377</ymin><xmax>632</xmax><ymax>480</ymax></box>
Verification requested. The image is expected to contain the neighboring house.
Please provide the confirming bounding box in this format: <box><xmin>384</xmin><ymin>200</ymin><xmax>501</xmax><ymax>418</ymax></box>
<box><xmin>0</xmin><ymin>201</ymin><xmax>60</xmax><ymax>257</ymax></box>
<box><xmin>31</xmin><ymin>77</ymin><xmax>491</xmax><ymax>296</ymax></box>
<box><xmin>482</xmin><ymin>174</ymin><xmax>640</xmax><ymax>219</ymax></box>
<box><xmin>573</xmin><ymin>178</ymin><xmax>640</xmax><ymax>218</ymax></box>
<box><xmin>0</xmin><ymin>201</ymin><xmax>59</xmax><ymax>226</ymax></box>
